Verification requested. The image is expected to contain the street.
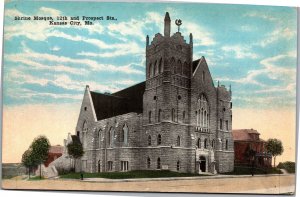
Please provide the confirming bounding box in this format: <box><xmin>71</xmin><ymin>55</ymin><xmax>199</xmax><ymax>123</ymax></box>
<box><xmin>2</xmin><ymin>174</ymin><xmax>295</xmax><ymax>194</ymax></box>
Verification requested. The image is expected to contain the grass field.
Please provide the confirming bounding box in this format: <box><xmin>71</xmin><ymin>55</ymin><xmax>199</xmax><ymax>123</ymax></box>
<box><xmin>60</xmin><ymin>170</ymin><xmax>205</xmax><ymax>179</ymax></box>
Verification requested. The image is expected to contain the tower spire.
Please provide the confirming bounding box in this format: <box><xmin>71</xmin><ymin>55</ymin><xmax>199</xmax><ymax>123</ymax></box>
<box><xmin>164</xmin><ymin>12</ymin><xmax>171</xmax><ymax>37</ymax></box>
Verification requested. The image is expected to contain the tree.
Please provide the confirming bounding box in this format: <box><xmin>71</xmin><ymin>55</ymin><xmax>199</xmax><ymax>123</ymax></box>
<box><xmin>21</xmin><ymin>149</ymin><xmax>38</xmax><ymax>178</ymax></box>
<box><xmin>266</xmin><ymin>138</ymin><xmax>283</xmax><ymax>167</ymax></box>
<box><xmin>67</xmin><ymin>141</ymin><xmax>84</xmax><ymax>172</ymax></box>
<box><xmin>30</xmin><ymin>136</ymin><xmax>51</xmax><ymax>179</ymax></box>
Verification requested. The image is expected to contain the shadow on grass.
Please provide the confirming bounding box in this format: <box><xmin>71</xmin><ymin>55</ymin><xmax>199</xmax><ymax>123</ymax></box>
<box><xmin>60</xmin><ymin>170</ymin><xmax>208</xmax><ymax>179</ymax></box>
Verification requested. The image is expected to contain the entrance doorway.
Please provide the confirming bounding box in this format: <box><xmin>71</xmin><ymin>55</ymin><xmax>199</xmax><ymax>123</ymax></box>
<box><xmin>199</xmin><ymin>156</ymin><xmax>206</xmax><ymax>172</ymax></box>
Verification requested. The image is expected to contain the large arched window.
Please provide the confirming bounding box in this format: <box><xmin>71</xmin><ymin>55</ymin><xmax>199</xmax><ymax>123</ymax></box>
<box><xmin>83</xmin><ymin>121</ymin><xmax>88</xmax><ymax>132</ymax></box>
<box><xmin>157</xmin><ymin>157</ymin><xmax>161</xmax><ymax>169</ymax></box>
<box><xmin>98</xmin><ymin>129</ymin><xmax>102</xmax><ymax>149</ymax></box>
<box><xmin>148</xmin><ymin>135</ymin><xmax>151</xmax><ymax>146</ymax></box>
<box><xmin>197</xmin><ymin>94</ymin><xmax>209</xmax><ymax>129</ymax></box>
<box><xmin>109</xmin><ymin>127</ymin><xmax>114</xmax><ymax>147</ymax></box>
<box><xmin>157</xmin><ymin>134</ymin><xmax>162</xmax><ymax>145</ymax></box>
<box><xmin>122</xmin><ymin>124</ymin><xmax>128</xmax><ymax>146</ymax></box>
<box><xmin>176</xmin><ymin>136</ymin><xmax>181</xmax><ymax>146</ymax></box>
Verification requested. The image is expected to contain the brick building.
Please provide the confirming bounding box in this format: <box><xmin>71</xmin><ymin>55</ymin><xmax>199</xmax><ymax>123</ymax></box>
<box><xmin>44</xmin><ymin>145</ymin><xmax>64</xmax><ymax>167</ymax></box>
<box><xmin>73</xmin><ymin>12</ymin><xmax>234</xmax><ymax>174</ymax></box>
<box><xmin>232</xmin><ymin>129</ymin><xmax>272</xmax><ymax>167</ymax></box>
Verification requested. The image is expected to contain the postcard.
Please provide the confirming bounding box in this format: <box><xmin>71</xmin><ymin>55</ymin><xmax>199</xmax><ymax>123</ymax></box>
<box><xmin>1</xmin><ymin>0</ymin><xmax>297</xmax><ymax>194</ymax></box>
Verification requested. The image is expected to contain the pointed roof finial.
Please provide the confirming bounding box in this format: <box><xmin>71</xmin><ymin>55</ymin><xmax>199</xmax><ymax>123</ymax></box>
<box><xmin>189</xmin><ymin>33</ymin><xmax>193</xmax><ymax>44</ymax></box>
<box><xmin>217</xmin><ymin>80</ymin><xmax>220</xmax><ymax>87</ymax></box>
<box><xmin>165</xmin><ymin>12</ymin><xmax>170</xmax><ymax>21</ymax></box>
<box><xmin>164</xmin><ymin>12</ymin><xmax>171</xmax><ymax>37</ymax></box>
<box><xmin>146</xmin><ymin>35</ymin><xmax>149</xmax><ymax>46</ymax></box>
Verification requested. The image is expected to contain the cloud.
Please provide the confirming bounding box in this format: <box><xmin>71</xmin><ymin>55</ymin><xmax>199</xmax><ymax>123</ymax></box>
<box><xmin>5</xmin><ymin>45</ymin><xmax>144</xmax><ymax>75</ymax></box>
<box><xmin>243</xmin><ymin>11</ymin><xmax>278</xmax><ymax>22</ymax></box>
<box><xmin>258</xmin><ymin>26</ymin><xmax>297</xmax><ymax>47</ymax></box>
<box><xmin>183</xmin><ymin>22</ymin><xmax>216</xmax><ymax>46</ymax></box>
<box><xmin>221</xmin><ymin>45</ymin><xmax>259</xmax><ymax>59</ymax></box>
<box><xmin>50</xmin><ymin>46</ymin><xmax>61</xmax><ymax>51</ymax></box>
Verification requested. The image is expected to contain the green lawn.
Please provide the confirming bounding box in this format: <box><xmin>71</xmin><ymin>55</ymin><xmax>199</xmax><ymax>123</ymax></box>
<box><xmin>221</xmin><ymin>166</ymin><xmax>282</xmax><ymax>175</ymax></box>
<box><xmin>60</xmin><ymin>170</ymin><xmax>205</xmax><ymax>179</ymax></box>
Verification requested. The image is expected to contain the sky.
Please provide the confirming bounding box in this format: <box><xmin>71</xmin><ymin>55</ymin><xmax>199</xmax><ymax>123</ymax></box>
<box><xmin>2</xmin><ymin>1</ymin><xmax>297</xmax><ymax>164</ymax></box>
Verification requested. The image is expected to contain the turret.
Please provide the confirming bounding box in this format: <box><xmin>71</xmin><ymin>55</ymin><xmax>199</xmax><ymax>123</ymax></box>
<box><xmin>164</xmin><ymin>12</ymin><xmax>171</xmax><ymax>37</ymax></box>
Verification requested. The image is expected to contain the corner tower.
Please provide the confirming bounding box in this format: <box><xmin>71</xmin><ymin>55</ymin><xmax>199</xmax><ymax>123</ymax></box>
<box><xmin>142</xmin><ymin>12</ymin><xmax>194</xmax><ymax>172</ymax></box>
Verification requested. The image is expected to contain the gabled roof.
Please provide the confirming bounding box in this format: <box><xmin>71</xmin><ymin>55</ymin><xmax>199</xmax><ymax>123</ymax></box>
<box><xmin>90</xmin><ymin>82</ymin><xmax>145</xmax><ymax>121</ymax></box>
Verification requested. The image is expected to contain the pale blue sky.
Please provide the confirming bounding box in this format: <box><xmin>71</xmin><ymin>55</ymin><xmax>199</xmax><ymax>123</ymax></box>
<box><xmin>3</xmin><ymin>1</ymin><xmax>297</xmax><ymax>109</ymax></box>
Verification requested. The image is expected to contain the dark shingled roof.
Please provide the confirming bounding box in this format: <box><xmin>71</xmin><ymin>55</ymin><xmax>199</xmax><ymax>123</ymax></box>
<box><xmin>90</xmin><ymin>82</ymin><xmax>145</xmax><ymax>121</ymax></box>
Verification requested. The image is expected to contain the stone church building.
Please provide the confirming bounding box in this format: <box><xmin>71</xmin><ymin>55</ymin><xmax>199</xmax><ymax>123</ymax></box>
<box><xmin>74</xmin><ymin>12</ymin><xmax>234</xmax><ymax>174</ymax></box>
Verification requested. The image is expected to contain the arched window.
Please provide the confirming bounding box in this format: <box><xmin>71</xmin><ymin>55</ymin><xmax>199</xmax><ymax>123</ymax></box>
<box><xmin>149</xmin><ymin>63</ymin><xmax>152</xmax><ymax>78</ymax></box>
<box><xmin>147</xmin><ymin>157</ymin><xmax>151</xmax><ymax>169</ymax></box>
<box><xmin>211</xmin><ymin>139</ymin><xmax>215</xmax><ymax>149</ymax></box>
<box><xmin>171</xmin><ymin>108</ymin><xmax>175</xmax><ymax>122</ymax></box>
<box><xmin>122</xmin><ymin>124</ymin><xmax>128</xmax><ymax>146</ymax></box>
<box><xmin>157</xmin><ymin>134</ymin><xmax>162</xmax><ymax>145</ymax></box>
<box><xmin>183</xmin><ymin>62</ymin><xmax>189</xmax><ymax>76</ymax></box>
<box><xmin>177</xmin><ymin>136</ymin><xmax>180</xmax><ymax>146</ymax></box>
<box><xmin>76</xmin><ymin>131</ymin><xmax>80</xmax><ymax>137</ymax></box>
<box><xmin>225</xmin><ymin>120</ymin><xmax>229</xmax><ymax>131</ymax></box>
<box><xmin>109</xmin><ymin>127</ymin><xmax>114</xmax><ymax>147</ymax></box>
<box><xmin>154</xmin><ymin>60</ymin><xmax>157</xmax><ymax>76</ymax></box>
<box><xmin>197</xmin><ymin>138</ymin><xmax>201</xmax><ymax>148</ymax></box>
<box><xmin>170</xmin><ymin>57</ymin><xmax>176</xmax><ymax>74</ymax></box>
<box><xmin>204</xmin><ymin>111</ymin><xmax>207</xmax><ymax>126</ymax></box>
<box><xmin>204</xmin><ymin>138</ymin><xmax>208</xmax><ymax>149</ymax></box>
<box><xmin>158</xmin><ymin>109</ymin><xmax>162</xmax><ymax>122</ymax></box>
<box><xmin>177</xmin><ymin>160</ymin><xmax>180</xmax><ymax>171</ymax></box>
<box><xmin>149</xmin><ymin>111</ymin><xmax>152</xmax><ymax>123</ymax></box>
<box><xmin>177</xmin><ymin>60</ymin><xmax>182</xmax><ymax>74</ymax></box>
<box><xmin>182</xmin><ymin>111</ymin><xmax>185</xmax><ymax>123</ymax></box>
<box><xmin>202</xmin><ymin>71</ymin><xmax>205</xmax><ymax>82</ymax></box>
<box><xmin>157</xmin><ymin>157</ymin><xmax>161</xmax><ymax>169</ymax></box>
<box><xmin>197</xmin><ymin>95</ymin><xmax>209</xmax><ymax>130</ymax></box>
<box><xmin>148</xmin><ymin>135</ymin><xmax>151</xmax><ymax>146</ymax></box>
<box><xmin>225</xmin><ymin>139</ymin><xmax>228</xmax><ymax>150</ymax></box>
<box><xmin>98</xmin><ymin>129</ymin><xmax>102</xmax><ymax>149</ymax></box>
<box><xmin>82</xmin><ymin>121</ymin><xmax>88</xmax><ymax>148</ymax></box>
<box><xmin>159</xmin><ymin>58</ymin><xmax>163</xmax><ymax>73</ymax></box>
<box><xmin>219</xmin><ymin>119</ymin><xmax>223</xmax><ymax>130</ymax></box>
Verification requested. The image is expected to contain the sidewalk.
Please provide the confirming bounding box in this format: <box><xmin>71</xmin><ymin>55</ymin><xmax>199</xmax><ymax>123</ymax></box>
<box><xmin>81</xmin><ymin>173</ymin><xmax>293</xmax><ymax>183</ymax></box>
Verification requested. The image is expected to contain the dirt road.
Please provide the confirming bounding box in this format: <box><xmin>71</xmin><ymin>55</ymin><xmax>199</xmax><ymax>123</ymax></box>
<box><xmin>2</xmin><ymin>174</ymin><xmax>295</xmax><ymax>194</ymax></box>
